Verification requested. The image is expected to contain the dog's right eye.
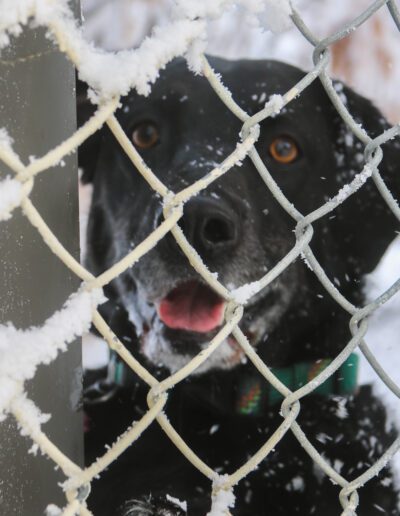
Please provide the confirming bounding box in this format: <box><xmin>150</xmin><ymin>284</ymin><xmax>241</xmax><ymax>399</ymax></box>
<box><xmin>269</xmin><ymin>135</ymin><xmax>300</xmax><ymax>164</ymax></box>
<box><xmin>131</xmin><ymin>121</ymin><xmax>160</xmax><ymax>149</ymax></box>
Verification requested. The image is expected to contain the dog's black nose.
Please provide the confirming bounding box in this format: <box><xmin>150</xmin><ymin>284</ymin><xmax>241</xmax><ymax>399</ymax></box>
<box><xmin>179</xmin><ymin>196</ymin><xmax>240</xmax><ymax>256</ymax></box>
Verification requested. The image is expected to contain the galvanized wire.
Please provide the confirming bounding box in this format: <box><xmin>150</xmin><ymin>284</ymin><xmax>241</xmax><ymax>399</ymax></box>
<box><xmin>0</xmin><ymin>1</ymin><xmax>399</xmax><ymax>515</ymax></box>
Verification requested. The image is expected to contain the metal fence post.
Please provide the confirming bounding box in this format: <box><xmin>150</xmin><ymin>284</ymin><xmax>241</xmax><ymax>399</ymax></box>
<box><xmin>0</xmin><ymin>4</ymin><xmax>82</xmax><ymax>515</ymax></box>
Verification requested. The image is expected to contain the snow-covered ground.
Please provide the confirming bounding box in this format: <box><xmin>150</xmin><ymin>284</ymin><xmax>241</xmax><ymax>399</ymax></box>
<box><xmin>362</xmin><ymin>238</ymin><xmax>400</xmax><ymax>478</ymax></box>
<box><xmin>362</xmin><ymin>237</ymin><xmax>400</xmax><ymax>393</ymax></box>
<box><xmin>80</xmin><ymin>0</ymin><xmax>400</xmax><ymax>477</ymax></box>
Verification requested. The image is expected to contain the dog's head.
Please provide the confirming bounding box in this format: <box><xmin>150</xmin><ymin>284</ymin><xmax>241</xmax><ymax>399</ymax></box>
<box><xmin>79</xmin><ymin>58</ymin><xmax>399</xmax><ymax>374</ymax></box>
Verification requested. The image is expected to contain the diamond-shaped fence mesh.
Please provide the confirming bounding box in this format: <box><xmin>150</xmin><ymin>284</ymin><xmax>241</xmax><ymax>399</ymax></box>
<box><xmin>0</xmin><ymin>0</ymin><xmax>400</xmax><ymax>515</ymax></box>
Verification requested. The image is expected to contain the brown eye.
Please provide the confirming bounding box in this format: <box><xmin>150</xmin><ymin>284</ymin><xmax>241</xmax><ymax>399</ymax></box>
<box><xmin>269</xmin><ymin>136</ymin><xmax>299</xmax><ymax>164</ymax></box>
<box><xmin>132</xmin><ymin>121</ymin><xmax>160</xmax><ymax>149</ymax></box>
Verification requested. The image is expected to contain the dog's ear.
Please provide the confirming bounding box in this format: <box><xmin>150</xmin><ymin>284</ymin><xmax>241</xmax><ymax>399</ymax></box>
<box><xmin>76</xmin><ymin>77</ymin><xmax>101</xmax><ymax>183</ymax></box>
<box><xmin>330</xmin><ymin>83</ymin><xmax>400</xmax><ymax>278</ymax></box>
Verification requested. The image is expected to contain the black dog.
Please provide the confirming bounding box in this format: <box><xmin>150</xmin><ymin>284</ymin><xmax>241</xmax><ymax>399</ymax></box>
<box><xmin>79</xmin><ymin>58</ymin><xmax>400</xmax><ymax>515</ymax></box>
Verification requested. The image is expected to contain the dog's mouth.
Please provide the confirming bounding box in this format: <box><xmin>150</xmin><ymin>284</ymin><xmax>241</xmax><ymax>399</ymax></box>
<box><xmin>130</xmin><ymin>279</ymin><xmax>245</xmax><ymax>373</ymax></box>
<box><xmin>157</xmin><ymin>280</ymin><xmax>226</xmax><ymax>334</ymax></box>
<box><xmin>126</xmin><ymin>274</ymin><xmax>294</xmax><ymax>374</ymax></box>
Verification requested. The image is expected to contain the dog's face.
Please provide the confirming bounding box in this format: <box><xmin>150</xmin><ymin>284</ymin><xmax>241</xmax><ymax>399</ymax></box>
<box><xmin>80</xmin><ymin>58</ymin><xmax>399</xmax><ymax>374</ymax></box>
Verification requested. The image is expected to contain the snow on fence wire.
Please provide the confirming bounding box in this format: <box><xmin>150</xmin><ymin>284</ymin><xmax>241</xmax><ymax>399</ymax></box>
<box><xmin>0</xmin><ymin>0</ymin><xmax>400</xmax><ymax>514</ymax></box>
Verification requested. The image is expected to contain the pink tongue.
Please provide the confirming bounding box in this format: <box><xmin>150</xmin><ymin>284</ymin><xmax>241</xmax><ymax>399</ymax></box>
<box><xmin>158</xmin><ymin>281</ymin><xmax>225</xmax><ymax>333</ymax></box>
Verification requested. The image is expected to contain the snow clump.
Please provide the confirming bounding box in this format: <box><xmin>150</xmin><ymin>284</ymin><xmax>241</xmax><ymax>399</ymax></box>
<box><xmin>0</xmin><ymin>0</ymin><xmax>293</xmax><ymax>99</ymax></box>
<box><xmin>0</xmin><ymin>176</ymin><xmax>23</xmax><ymax>221</ymax></box>
<box><xmin>207</xmin><ymin>475</ymin><xmax>236</xmax><ymax>516</ymax></box>
<box><xmin>0</xmin><ymin>286</ymin><xmax>105</xmax><ymax>420</ymax></box>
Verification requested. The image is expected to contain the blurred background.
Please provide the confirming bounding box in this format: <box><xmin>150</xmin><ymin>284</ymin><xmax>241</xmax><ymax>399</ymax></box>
<box><xmin>81</xmin><ymin>0</ymin><xmax>400</xmax><ymax>120</ymax></box>
<box><xmin>79</xmin><ymin>0</ymin><xmax>400</xmax><ymax>472</ymax></box>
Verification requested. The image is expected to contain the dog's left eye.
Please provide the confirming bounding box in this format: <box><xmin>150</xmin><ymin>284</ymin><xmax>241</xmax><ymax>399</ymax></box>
<box><xmin>269</xmin><ymin>136</ymin><xmax>299</xmax><ymax>164</ymax></box>
<box><xmin>131</xmin><ymin>121</ymin><xmax>160</xmax><ymax>149</ymax></box>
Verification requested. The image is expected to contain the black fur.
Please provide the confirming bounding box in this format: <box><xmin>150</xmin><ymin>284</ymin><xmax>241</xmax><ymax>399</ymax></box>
<box><xmin>80</xmin><ymin>58</ymin><xmax>400</xmax><ymax>515</ymax></box>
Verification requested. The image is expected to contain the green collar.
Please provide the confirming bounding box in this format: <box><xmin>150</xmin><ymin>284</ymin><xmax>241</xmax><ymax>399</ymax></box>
<box><xmin>236</xmin><ymin>353</ymin><xmax>359</xmax><ymax>416</ymax></box>
<box><xmin>109</xmin><ymin>352</ymin><xmax>359</xmax><ymax>417</ymax></box>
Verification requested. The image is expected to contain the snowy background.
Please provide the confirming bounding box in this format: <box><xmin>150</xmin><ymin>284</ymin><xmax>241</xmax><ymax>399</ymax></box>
<box><xmin>80</xmin><ymin>0</ymin><xmax>400</xmax><ymax>474</ymax></box>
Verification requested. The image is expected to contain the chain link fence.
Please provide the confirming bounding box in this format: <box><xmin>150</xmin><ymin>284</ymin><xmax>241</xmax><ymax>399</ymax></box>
<box><xmin>0</xmin><ymin>0</ymin><xmax>400</xmax><ymax>514</ymax></box>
